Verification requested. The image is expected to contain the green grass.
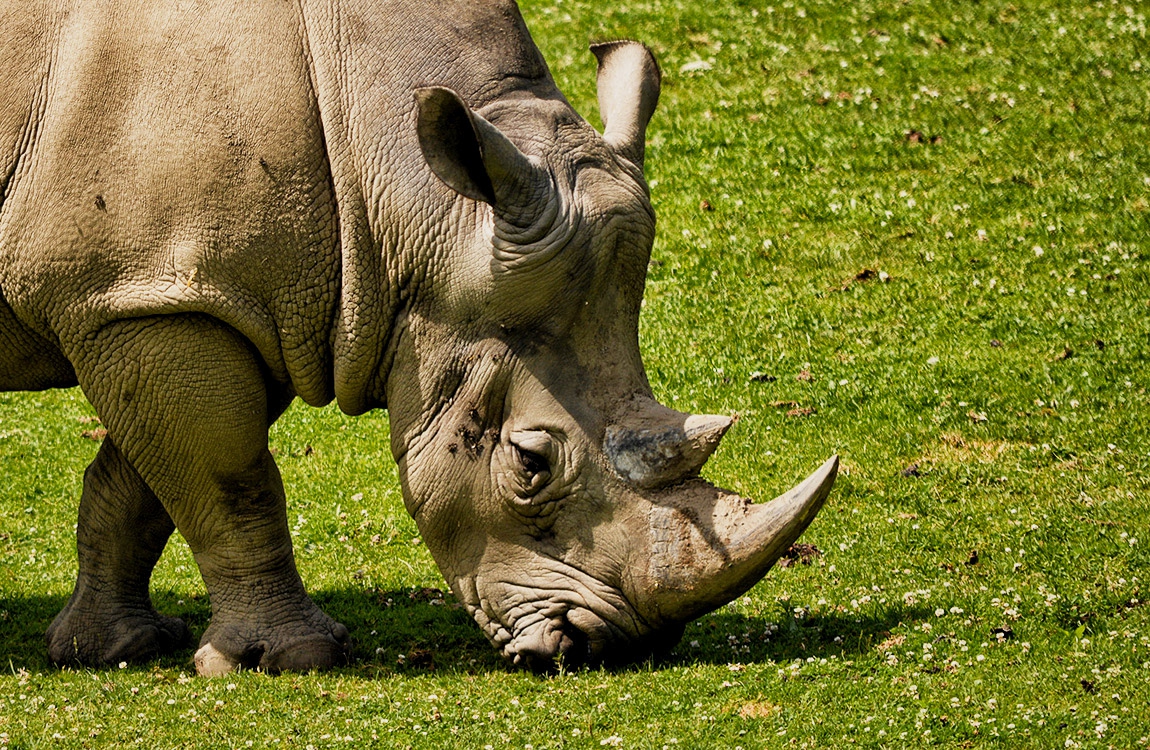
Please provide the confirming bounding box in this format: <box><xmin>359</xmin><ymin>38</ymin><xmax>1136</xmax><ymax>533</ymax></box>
<box><xmin>2</xmin><ymin>0</ymin><xmax>1148</xmax><ymax>747</ymax></box>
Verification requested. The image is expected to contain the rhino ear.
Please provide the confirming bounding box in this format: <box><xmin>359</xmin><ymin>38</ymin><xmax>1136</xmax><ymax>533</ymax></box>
<box><xmin>590</xmin><ymin>41</ymin><xmax>661</xmax><ymax>167</ymax></box>
<box><xmin>414</xmin><ymin>86</ymin><xmax>550</xmax><ymax>227</ymax></box>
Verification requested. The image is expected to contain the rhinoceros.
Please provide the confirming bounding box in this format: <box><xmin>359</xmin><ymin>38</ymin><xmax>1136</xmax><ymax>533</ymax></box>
<box><xmin>0</xmin><ymin>0</ymin><xmax>837</xmax><ymax>674</ymax></box>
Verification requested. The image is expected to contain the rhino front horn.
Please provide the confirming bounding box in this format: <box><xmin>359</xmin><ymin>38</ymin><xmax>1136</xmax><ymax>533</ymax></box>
<box><xmin>606</xmin><ymin>413</ymin><xmax>733</xmax><ymax>490</ymax></box>
<box><xmin>643</xmin><ymin>455</ymin><xmax>839</xmax><ymax>624</ymax></box>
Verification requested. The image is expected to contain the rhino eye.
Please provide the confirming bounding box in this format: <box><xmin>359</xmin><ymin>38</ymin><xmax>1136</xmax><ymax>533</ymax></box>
<box><xmin>509</xmin><ymin>430</ymin><xmax>555</xmax><ymax>496</ymax></box>
<box><xmin>516</xmin><ymin>446</ymin><xmax>549</xmax><ymax>476</ymax></box>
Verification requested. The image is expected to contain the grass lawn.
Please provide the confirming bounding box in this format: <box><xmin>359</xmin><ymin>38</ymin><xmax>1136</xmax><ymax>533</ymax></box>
<box><xmin>1</xmin><ymin>0</ymin><xmax>1147</xmax><ymax>747</ymax></box>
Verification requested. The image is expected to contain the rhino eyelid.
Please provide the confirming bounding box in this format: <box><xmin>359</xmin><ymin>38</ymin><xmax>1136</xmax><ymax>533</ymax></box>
<box><xmin>508</xmin><ymin>429</ymin><xmax>555</xmax><ymax>457</ymax></box>
<box><xmin>507</xmin><ymin>430</ymin><xmax>557</xmax><ymax>494</ymax></box>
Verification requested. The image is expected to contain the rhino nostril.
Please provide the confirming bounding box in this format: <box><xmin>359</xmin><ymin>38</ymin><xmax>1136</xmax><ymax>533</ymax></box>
<box><xmin>554</xmin><ymin>623</ymin><xmax>590</xmax><ymax>669</ymax></box>
<box><xmin>508</xmin><ymin>616</ymin><xmax>591</xmax><ymax>673</ymax></box>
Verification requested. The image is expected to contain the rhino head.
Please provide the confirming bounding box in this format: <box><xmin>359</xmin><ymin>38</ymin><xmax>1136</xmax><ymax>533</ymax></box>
<box><xmin>386</xmin><ymin>42</ymin><xmax>837</xmax><ymax>670</ymax></box>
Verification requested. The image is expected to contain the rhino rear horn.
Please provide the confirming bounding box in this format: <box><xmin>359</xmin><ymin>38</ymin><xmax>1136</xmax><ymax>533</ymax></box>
<box><xmin>590</xmin><ymin>41</ymin><xmax>661</xmax><ymax>167</ymax></box>
<box><xmin>606</xmin><ymin>412</ymin><xmax>733</xmax><ymax>490</ymax></box>
<box><xmin>414</xmin><ymin>86</ymin><xmax>551</xmax><ymax>229</ymax></box>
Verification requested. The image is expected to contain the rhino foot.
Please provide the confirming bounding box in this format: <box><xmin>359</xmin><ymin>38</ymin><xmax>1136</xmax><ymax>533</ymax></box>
<box><xmin>194</xmin><ymin>608</ymin><xmax>350</xmax><ymax>676</ymax></box>
<box><xmin>47</xmin><ymin>603</ymin><xmax>189</xmax><ymax>666</ymax></box>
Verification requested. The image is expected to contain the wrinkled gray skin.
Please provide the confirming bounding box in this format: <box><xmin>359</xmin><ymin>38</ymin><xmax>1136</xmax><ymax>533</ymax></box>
<box><xmin>0</xmin><ymin>0</ymin><xmax>837</xmax><ymax>674</ymax></box>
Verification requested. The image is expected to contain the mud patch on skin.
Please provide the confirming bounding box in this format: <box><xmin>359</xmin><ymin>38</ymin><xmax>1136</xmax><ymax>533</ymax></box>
<box><xmin>648</xmin><ymin>483</ymin><xmax>759</xmax><ymax>583</ymax></box>
<box><xmin>455</xmin><ymin>408</ymin><xmax>502</xmax><ymax>460</ymax></box>
<box><xmin>460</xmin><ymin>428</ymin><xmax>484</xmax><ymax>457</ymax></box>
<box><xmin>457</xmin><ymin>422</ymin><xmax>486</xmax><ymax>459</ymax></box>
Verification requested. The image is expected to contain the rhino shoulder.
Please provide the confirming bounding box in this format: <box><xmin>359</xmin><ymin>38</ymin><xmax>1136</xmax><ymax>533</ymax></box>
<box><xmin>0</xmin><ymin>1</ymin><xmax>341</xmax><ymax>405</ymax></box>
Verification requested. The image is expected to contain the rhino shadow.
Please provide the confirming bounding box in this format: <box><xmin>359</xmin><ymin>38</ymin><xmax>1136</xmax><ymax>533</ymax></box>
<box><xmin>312</xmin><ymin>589</ymin><xmax>942</xmax><ymax>675</ymax></box>
<box><xmin>0</xmin><ymin>593</ymin><xmax>68</xmax><ymax>671</ymax></box>
<box><xmin>0</xmin><ymin>591</ymin><xmax>210</xmax><ymax>673</ymax></box>
<box><xmin>312</xmin><ymin>587</ymin><xmax>504</xmax><ymax>673</ymax></box>
<box><xmin>0</xmin><ymin>589</ymin><xmax>937</xmax><ymax>675</ymax></box>
<box><xmin>0</xmin><ymin>588</ymin><xmax>496</xmax><ymax>674</ymax></box>
<box><xmin>660</xmin><ymin>604</ymin><xmax>940</xmax><ymax>668</ymax></box>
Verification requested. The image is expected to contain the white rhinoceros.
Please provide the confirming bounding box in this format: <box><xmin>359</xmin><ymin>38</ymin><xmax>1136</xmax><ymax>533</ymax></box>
<box><xmin>0</xmin><ymin>0</ymin><xmax>837</xmax><ymax>674</ymax></box>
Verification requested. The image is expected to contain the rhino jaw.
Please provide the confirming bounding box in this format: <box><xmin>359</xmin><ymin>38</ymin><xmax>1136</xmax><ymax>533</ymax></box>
<box><xmin>639</xmin><ymin>455</ymin><xmax>839</xmax><ymax>625</ymax></box>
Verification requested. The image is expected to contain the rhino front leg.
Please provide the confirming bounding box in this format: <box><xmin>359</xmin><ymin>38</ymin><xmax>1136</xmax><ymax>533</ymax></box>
<box><xmin>72</xmin><ymin>315</ymin><xmax>349</xmax><ymax>675</ymax></box>
<box><xmin>47</xmin><ymin>438</ymin><xmax>189</xmax><ymax>666</ymax></box>
<box><xmin>188</xmin><ymin>449</ymin><xmax>350</xmax><ymax>676</ymax></box>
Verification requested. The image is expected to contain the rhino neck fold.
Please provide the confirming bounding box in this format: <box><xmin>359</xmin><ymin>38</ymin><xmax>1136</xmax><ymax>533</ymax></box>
<box><xmin>297</xmin><ymin>0</ymin><xmax>574</xmax><ymax>416</ymax></box>
<box><xmin>294</xmin><ymin>3</ymin><xmax>397</xmax><ymax>417</ymax></box>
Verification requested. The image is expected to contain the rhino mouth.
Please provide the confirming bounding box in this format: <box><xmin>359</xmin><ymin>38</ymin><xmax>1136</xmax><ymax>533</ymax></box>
<box><xmin>503</xmin><ymin>612</ymin><xmax>595</xmax><ymax>671</ymax></box>
<box><xmin>464</xmin><ymin>565</ymin><xmax>663</xmax><ymax>672</ymax></box>
<box><xmin>503</xmin><ymin>610</ymin><xmax>686</xmax><ymax>672</ymax></box>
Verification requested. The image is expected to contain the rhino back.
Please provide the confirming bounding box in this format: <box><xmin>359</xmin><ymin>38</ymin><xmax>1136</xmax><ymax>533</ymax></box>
<box><xmin>0</xmin><ymin>0</ymin><xmax>340</xmax><ymax>404</ymax></box>
<box><xmin>0</xmin><ymin>0</ymin><xmax>566</xmax><ymax>410</ymax></box>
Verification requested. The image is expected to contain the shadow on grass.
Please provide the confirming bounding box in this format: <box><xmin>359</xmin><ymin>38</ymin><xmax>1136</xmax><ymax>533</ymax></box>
<box><xmin>0</xmin><ymin>588</ymin><xmax>496</xmax><ymax>675</ymax></box>
<box><xmin>0</xmin><ymin>594</ymin><xmax>63</xmax><ymax>672</ymax></box>
<box><xmin>0</xmin><ymin>588</ymin><xmax>937</xmax><ymax>676</ymax></box>
<box><xmin>323</xmin><ymin>589</ymin><xmax>946</xmax><ymax>675</ymax></box>
<box><xmin>663</xmin><ymin>605</ymin><xmax>937</xmax><ymax>669</ymax></box>
<box><xmin>0</xmin><ymin>590</ymin><xmax>207</xmax><ymax>673</ymax></box>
